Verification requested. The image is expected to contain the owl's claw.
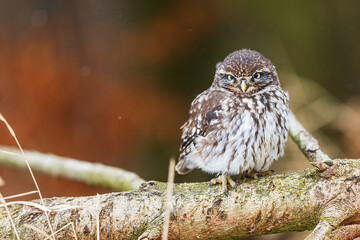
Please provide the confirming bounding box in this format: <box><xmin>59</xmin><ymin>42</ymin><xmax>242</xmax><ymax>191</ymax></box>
<box><xmin>209</xmin><ymin>173</ymin><xmax>237</xmax><ymax>196</ymax></box>
<box><xmin>208</xmin><ymin>180</ymin><xmax>213</xmax><ymax>186</ymax></box>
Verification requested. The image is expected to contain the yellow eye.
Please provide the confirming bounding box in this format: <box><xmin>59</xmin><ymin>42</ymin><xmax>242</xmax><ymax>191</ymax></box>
<box><xmin>253</xmin><ymin>72</ymin><xmax>262</xmax><ymax>79</ymax></box>
<box><xmin>227</xmin><ymin>74</ymin><xmax>235</xmax><ymax>81</ymax></box>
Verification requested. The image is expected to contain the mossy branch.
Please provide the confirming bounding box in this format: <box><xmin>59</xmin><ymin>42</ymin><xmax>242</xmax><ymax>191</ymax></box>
<box><xmin>1</xmin><ymin>112</ymin><xmax>359</xmax><ymax>239</ymax></box>
<box><xmin>0</xmin><ymin>146</ymin><xmax>145</xmax><ymax>191</ymax></box>
<box><xmin>1</xmin><ymin>159</ymin><xmax>360</xmax><ymax>239</ymax></box>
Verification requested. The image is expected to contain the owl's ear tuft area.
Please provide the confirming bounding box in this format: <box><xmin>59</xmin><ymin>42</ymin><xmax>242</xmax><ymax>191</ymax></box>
<box><xmin>215</xmin><ymin>62</ymin><xmax>222</xmax><ymax>69</ymax></box>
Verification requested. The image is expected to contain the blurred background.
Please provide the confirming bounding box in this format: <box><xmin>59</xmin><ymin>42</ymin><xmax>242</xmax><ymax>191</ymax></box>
<box><xmin>0</xmin><ymin>1</ymin><xmax>360</xmax><ymax>239</ymax></box>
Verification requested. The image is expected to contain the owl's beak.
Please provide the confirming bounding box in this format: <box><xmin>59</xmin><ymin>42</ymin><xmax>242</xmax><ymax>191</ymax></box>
<box><xmin>240</xmin><ymin>80</ymin><xmax>248</xmax><ymax>92</ymax></box>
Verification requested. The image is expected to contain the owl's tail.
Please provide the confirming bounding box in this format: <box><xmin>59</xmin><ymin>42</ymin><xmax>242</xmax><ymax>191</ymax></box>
<box><xmin>175</xmin><ymin>159</ymin><xmax>193</xmax><ymax>175</ymax></box>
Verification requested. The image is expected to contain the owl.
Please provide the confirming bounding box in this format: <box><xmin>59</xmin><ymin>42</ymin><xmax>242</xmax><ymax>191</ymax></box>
<box><xmin>175</xmin><ymin>49</ymin><xmax>289</xmax><ymax>195</ymax></box>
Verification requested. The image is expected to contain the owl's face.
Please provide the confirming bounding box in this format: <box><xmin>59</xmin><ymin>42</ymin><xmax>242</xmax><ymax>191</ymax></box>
<box><xmin>213</xmin><ymin>49</ymin><xmax>279</xmax><ymax>96</ymax></box>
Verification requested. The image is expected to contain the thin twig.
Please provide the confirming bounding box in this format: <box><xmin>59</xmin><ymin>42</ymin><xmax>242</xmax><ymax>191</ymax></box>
<box><xmin>162</xmin><ymin>158</ymin><xmax>175</xmax><ymax>240</ymax></box>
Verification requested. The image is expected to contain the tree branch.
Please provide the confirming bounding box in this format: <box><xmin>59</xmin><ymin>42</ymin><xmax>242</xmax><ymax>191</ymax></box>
<box><xmin>1</xmin><ymin>159</ymin><xmax>360</xmax><ymax>239</ymax></box>
<box><xmin>0</xmin><ymin>146</ymin><xmax>145</xmax><ymax>191</ymax></box>
<box><xmin>1</xmin><ymin>112</ymin><xmax>358</xmax><ymax>239</ymax></box>
<box><xmin>288</xmin><ymin>111</ymin><xmax>331</xmax><ymax>164</ymax></box>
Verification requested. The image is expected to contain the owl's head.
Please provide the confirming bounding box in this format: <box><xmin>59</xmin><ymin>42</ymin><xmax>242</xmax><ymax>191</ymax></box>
<box><xmin>213</xmin><ymin>49</ymin><xmax>280</xmax><ymax>96</ymax></box>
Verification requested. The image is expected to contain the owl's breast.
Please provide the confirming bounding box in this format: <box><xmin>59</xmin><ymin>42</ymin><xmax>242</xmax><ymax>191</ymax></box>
<box><xmin>198</xmin><ymin>89</ymin><xmax>289</xmax><ymax>175</ymax></box>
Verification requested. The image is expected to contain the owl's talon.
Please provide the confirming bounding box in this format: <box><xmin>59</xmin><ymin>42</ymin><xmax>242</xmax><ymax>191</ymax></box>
<box><xmin>209</xmin><ymin>177</ymin><xmax>222</xmax><ymax>186</ymax></box>
<box><xmin>226</xmin><ymin>175</ymin><xmax>237</xmax><ymax>192</ymax></box>
<box><xmin>209</xmin><ymin>173</ymin><xmax>236</xmax><ymax>196</ymax></box>
<box><xmin>266</xmin><ymin>170</ymin><xmax>277</xmax><ymax>176</ymax></box>
<box><xmin>324</xmin><ymin>161</ymin><xmax>334</xmax><ymax>167</ymax></box>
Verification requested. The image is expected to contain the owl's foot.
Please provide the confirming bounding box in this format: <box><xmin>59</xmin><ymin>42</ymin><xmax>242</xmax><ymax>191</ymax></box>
<box><xmin>209</xmin><ymin>173</ymin><xmax>237</xmax><ymax>196</ymax></box>
<box><xmin>246</xmin><ymin>170</ymin><xmax>276</xmax><ymax>180</ymax></box>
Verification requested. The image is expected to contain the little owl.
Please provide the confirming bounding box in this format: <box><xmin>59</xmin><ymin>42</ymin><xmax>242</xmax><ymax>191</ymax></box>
<box><xmin>175</xmin><ymin>49</ymin><xmax>289</xmax><ymax>195</ymax></box>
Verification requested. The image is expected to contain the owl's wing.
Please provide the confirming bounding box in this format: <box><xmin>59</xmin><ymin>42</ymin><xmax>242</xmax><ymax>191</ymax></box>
<box><xmin>176</xmin><ymin>89</ymin><xmax>227</xmax><ymax>174</ymax></box>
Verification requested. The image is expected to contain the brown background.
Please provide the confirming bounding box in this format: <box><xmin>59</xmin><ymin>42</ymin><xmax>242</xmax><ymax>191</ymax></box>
<box><xmin>0</xmin><ymin>1</ymin><xmax>360</xmax><ymax>239</ymax></box>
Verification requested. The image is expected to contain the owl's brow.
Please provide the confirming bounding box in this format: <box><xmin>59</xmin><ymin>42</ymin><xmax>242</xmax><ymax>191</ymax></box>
<box><xmin>217</xmin><ymin>69</ymin><xmax>232</xmax><ymax>75</ymax></box>
<box><xmin>218</xmin><ymin>67</ymin><xmax>271</xmax><ymax>76</ymax></box>
<box><xmin>253</xmin><ymin>67</ymin><xmax>271</xmax><ymax>73</ymax></box>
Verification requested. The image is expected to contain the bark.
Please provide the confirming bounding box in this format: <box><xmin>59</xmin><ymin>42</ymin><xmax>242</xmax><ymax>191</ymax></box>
<box><xmin>0</xmin><ymin>146</ymin><xmax>145</xmax><ymax>191</ymax></box>
<box><xmin>1</xmin><ymin>159</ymin><xmax>360</xmax><ymax>239</ymax></box>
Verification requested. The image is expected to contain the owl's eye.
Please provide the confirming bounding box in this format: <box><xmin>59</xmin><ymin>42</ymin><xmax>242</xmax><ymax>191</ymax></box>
<box><xmin>253</xmin><ymin>72</ymin><xmax>263</xmax><ymax>79</ymax></box>
<box><xmin>226</xmin><ymin>74</ymin><xmax>236</xmax><ymax>81</ymax></box>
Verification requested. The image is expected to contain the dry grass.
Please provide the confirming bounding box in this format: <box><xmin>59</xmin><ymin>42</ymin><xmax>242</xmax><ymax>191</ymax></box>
<box><xmin>3</xmin><ymin>190</ymin><xmax>39</xmax><ymax>200</ymax></box>
<box><xmin>0</xmin><ymin>113</ymin><xmax>78</xmax><ymax>239</ymax></box>
<box><xmin>44</xmin><ymin>223</ymin><xmax>74</xmax><ymax>240</ymax></box>
<box><xmin>23</xmin><ymin>224</ymin><xmax>50</xmax><ymax>238</ymax></box>
<box><xmin>96</xmin><ymin>193</ymin><xmax>100</xmax><ymax>240</ymax></box>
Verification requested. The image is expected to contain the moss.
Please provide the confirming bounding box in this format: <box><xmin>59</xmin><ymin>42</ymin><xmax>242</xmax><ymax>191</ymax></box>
<box><xmin>0</xmin><ymin>217</ymin><xmax>14</xmax><ymax>238</ymax></box>
<box><xmin>274</xmin><ymin>213</ymin><xmax>317</xmax><ymax>233</ymax></box>
<box><xmin>131</xmin><ymin>222</ymin><xmax>148</xmax><ymax>240</ymax></box>
<box><xmin>228</xmin><ymin>211</ymin><xmax>317</xmax><ymax>239</ymax></box>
